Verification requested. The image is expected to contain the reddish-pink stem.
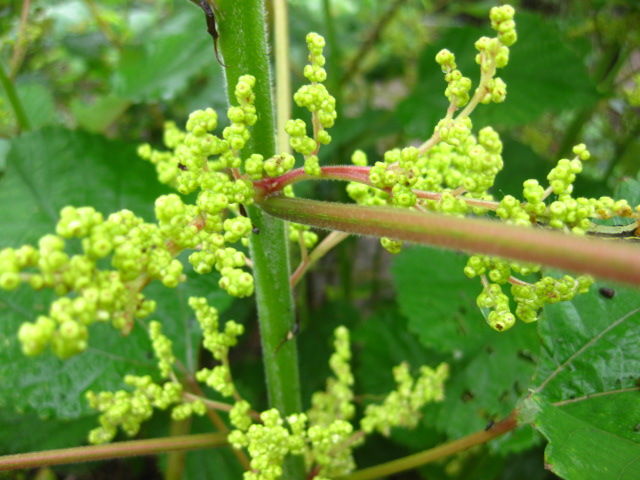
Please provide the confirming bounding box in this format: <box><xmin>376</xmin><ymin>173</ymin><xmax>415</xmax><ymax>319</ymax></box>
<box><xmin>253</xmin><ymin>165</ymin><xmax>500</xmax><ymax>211</ymax></box>
<box><xmin>254</xmin><ymin>165</ymin><xmax>371</xmax><ymax>198</ymax></box>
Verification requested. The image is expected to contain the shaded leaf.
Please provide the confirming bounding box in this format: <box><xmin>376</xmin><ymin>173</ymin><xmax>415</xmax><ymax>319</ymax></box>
<box><xmin>112</xmin><ymin>4</ymin><xmax>220</xmax><ymax>102</ymax></box>
<box><xmin>17</xmin><ymin>82</ymin><xmax>60</xmax><ymax>130</ymax></box>
<box><xmin>533</xmin><ymin>284</ymin><xmax>640</xmax><ymax>402</ymax></box>
<box><xmin>0</xmin><ymin>409</ymin><xmax>96</xmax><ymax>454</ymax></box>
<box><xmin>70</xmin><ymin>95</ymin><xmax>130</xmax><ymax>133</ymax></box>
<box><xmin>524</xmin><ymin>396</ymin><xmax>640</xmax><ymax>480</ymax></box>
<box><xmin>390</xmin><ymin>249</ymin><xmax>539</xmax><ymax>447</ymax></box>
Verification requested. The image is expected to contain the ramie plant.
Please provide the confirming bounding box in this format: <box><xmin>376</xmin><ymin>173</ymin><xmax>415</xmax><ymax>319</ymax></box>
<box><xmin>1</xmin><ymin>4</ymin><xmax>640</xmax><ymax>479</ymax></box>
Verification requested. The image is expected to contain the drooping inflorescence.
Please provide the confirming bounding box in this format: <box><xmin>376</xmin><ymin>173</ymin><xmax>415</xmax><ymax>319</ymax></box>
<box><xmin>227</xmin><ymin>326</ymin><xmax>448</xmax><ymax>480</ymax></box>
<box><xmin>86</xmin><ymin>318</ymin><xmax>207</xmax><ymax>444</ymax></box>
<box><xmin>344</xmin><ymin>5</ymin><xmax>640</xmax><ymax>331</ymax></box>
<box><xmin>0</xmin><ymin>77</ymin><xmax>263</xmax><ymax>358</ymax></box>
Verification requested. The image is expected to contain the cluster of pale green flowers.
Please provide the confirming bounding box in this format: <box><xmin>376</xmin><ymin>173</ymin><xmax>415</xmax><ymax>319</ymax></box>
<box><xmin>86</xmin><ymin>296</ymin><xmax>242</xmax><ymax>444</ymax></box>
<box><xmin>226</xmin><ymin>326</ymin><xmax>448</xmax><ymax>480</ymax></box>
<box><xmin>345</xmin><ymin>5</ymin><xmax>640</xmax><ymax>331</ymax></box>
<box><xmin>86</xmin><ymin>309</ymin><xmax>448</xmax><ymax>479</ymax></box>
<box><xmin>464</xmin><ymin>143</ymin><xmax>637</xmax><ymax>330</ymax></box>
<box><xmin>0</xmin><ymin>78</ymin><xmax>265</xmax><ymax>358</ymax></box>
<box><xmin>347</xmin><ymin>6</ymin><xmax>517</xmax><ymax>254</ymax></box>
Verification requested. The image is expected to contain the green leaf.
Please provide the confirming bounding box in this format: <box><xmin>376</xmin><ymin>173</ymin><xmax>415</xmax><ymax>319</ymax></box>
<box><xmin>533</xmin><ymin>284</ymin><xmax>640</xmax><ymax>402</ymax></box>
<box><xmin>526</xmin><ymin>284</ymin><xmax>640</xmax><ymax>478</ymax></box>
<box><xmin>392</xmin><ymin>247</ymin><xmax>539</xmax><ymax>446</ymax></box>
<box><xmin>17</xmin><ymin>81</ymin><xmax>60</xmax><ymax>130</ymax></box>
<box><xmin>70</xmin><ymin>95</ymin><xmax>130</xmax><ymax>133</ymax></box>
<box><xmin>524</xmin><ymin>396</ymin><xmax>640</xmax><ymax>480</ymax></box>
<box><xmin>1</xmin><ymin>126</ymin><xmax>166</xmax><ymax>245</ymax></box>
<box><xmin>112</xmin><ymin>4</ymin><xmax>221</xmax><ymax>102</ymax></box>
<box><xmin>0</xmin><ymin>138</ymin><xmax>9</xmax><ymax>173</ymax></box>
<box><xmin>0</xmin><ymin>408</ymin><xmax>96</xmax><ymax>454</ymax></box>
<box><xmin>0</xmin><ymin>127</ymin><xmax>228</xmax><ymax>418</ymax></box>
<box><xmin>398</xmin><ymin>12</ymin><xmax>598</xmax><ymax>136</ymax></box>
<box><xmin>391</xmin><ymin>246</ymin><xmax>482</xmax><ymax>353</ymax></box>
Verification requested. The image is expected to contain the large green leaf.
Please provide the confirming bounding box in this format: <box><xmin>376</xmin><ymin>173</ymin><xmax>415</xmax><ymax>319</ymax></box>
<box><xmin>533</xmin><ymin>284</ymin><xmax>640</xmax><ymax>402</ymax></box>
<box><xmin>0</xmin><ymin>408</ymin><xmax>96</xmax><ymax>455</ymax></box>
<box><xmin>398</xmin><ymin>12</ymin><xmax>598</xmax><ymax>136</ymax></box>
<box><xmin>112</xmin><ymin>3</ymin><xmax>221</xmax><ymax>102</ymax></box>
<box><xmin>0</xmin><ymin>127</ymin><xmax>228</xmax><ymax>419</ymax></box>
<box><xmin>523</xmin><ymin>396</ymin><xmax>640</xmax><ymax>480</ymax></box>
<box><xmin>392</xmin><ymin>246</ymin><xmax>539</xmax><ymax>447</ymax></box>
<box><xmin>526</xmin><ymin>284</ymin><xmax>640</xmax><ymax>478</ymax></box>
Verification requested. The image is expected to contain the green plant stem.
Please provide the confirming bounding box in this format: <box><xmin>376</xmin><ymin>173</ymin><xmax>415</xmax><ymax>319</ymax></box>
<box><xmin>9</xmin><ymin>0</ymin><xmax>31</xmax><ymax>77</ymax></box>
<box><xmin>165</xmin><ymin>419</ymin><xmax>191</xmax><ymax>480</ymax></box>
<box><xmin>0</xmin><ymin>434</ymin><xmax>226</xmax><ymax>472</ymax></box>
<box><xmin>273</xmin><ymin>0</ymin><xmax>291</xmax><ymax>154</ymax></box>
<box><xmin>217</xmin><ymin>2</ymin><xmax>304</xmax><ymax>478</ymax></box>
<box><xmin>0</xmin><ymin>62</ymin><xmax>30</xmax><ymax>132</ymax></box>
<box><xmin>341</xmin><ymin>413</ymin><xmax>517</xmax><ymax>480</ymax></box>
<box><xmin>260</xmin><ymin>196</ymin><xmax>640</xmax><ymax>286</ymax></box>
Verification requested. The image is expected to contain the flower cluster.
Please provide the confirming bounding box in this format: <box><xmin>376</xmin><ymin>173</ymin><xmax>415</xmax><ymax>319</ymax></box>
<box><xmin>191</xmin><ymin>296</ymin><xmax>244</xmax><ymax>398</ymax></box>
<box><xmin>86</xmin><ymin>320</ymin><xmax>205</xmax><ymax>444</ymax></box>
<box><xmin>286</xmin><ymin>32</ymin><xmax>337</xmax><ymax>176</ymax></box>
<box><xmin>1</xmin><ymin>76</ymin><xmax>263</xmax><ymax>357</ymax></box>
<box><xmin>3</xmin><ymin>207</ymin><xmax>168</xmax><ymax>358</ymax></box>
<box><xmin>139</xmin><ymin>77</ymin><xmax>261</xmax><ymax>298</ymax></box>
<box><xmin>343</xmin><ymin>6</ymin><xmax>640</xmax><ymax>331</ymax></box>
<box><xmin>463</xmin><ymin>142</ymin><xmax>638</xmax><ymax>330</ymax></box>
<box><xmin>227</xmin><ymin>326</ymin><xmax>448</xmax><ymax>480</ymax></box>
<box><xmin>361</xmin><ymin>362</ymin><xmax>449</xmax><ymax>436</ymax></box>
<box><xmin>346</xmin><ymin>6</ymin><xmax>515</xmax><ymax>255</ymax></box>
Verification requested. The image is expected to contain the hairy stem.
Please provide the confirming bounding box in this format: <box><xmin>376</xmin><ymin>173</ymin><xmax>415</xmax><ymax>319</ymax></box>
<box><xmin>341</xmin><ymin>413</ymin><xmax>517</xmax><ymax>480</ymax></box>
<box><xmin>217</xmin><ymin>2</ymin><xmax>304</xmax><ymax>478</ymax></box>
<box><xmin>260</xmin><ymin>196</ymin><xmax>640</xmax><ymax>286</ymax></box>
<box><xmin>0</xmin><ymin>434</ymin><xmax>226</xmax><ymax>472</ymax></box>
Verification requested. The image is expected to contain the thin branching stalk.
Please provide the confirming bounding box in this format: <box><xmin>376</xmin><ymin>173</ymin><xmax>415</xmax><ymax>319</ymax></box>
<box><xmin>341</xmin><ymin>413</ymin><xmax>517</xmax><ymax>480</ymax></box>
<box><xmin>0</xmin><ymin>434</ymin><xmax>226</xmax><ymax>472</ymax></box>
<box><xmin>291</xmin><ymin>231</ymin><xmax>349</xmax><ymax>287</ymax></box>
<box><xmin>9</xmin><ymin>0</ymin><xmax>32</xmax><ymax>77</ymax></box>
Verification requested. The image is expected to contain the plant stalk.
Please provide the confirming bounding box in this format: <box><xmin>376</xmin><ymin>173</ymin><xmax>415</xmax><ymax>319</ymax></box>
<box><xmin>260</xmin><ymin>196</ymin><xmax>640</xmax><ymax>286</ymax></box>
<box><xmin>341</xmin><ymin>413</ymin><xmax>517</xmax><ymax>480</ymax></box>
<box><xmin>0</xmin><ymin>434</ymin><xmax>226</xmax><ymax>472</ymax></box>
<box><xmin>273</xmin><ymin>0</ymin><xmax>292</xmax><ymax>154</ymax></box>
<box><xmin>217</xmin><ymin>2</ymin><xmax>304</xmax><ymax>478</ymax></box>
<box><xmin>165</xmin><ymin>419</ymin><xmax>191</xmax><ymax>480</ymax></box>
<box><xmin>0</xmin><ymin>62</ymin><xmax>30</xmax><ymax>132</ymax></box>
